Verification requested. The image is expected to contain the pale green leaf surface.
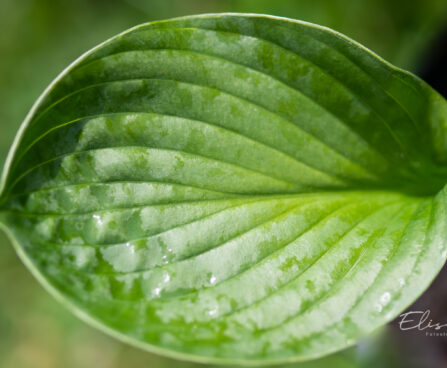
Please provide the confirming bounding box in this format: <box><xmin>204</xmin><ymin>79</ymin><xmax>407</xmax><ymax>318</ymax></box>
<box><xmin>0</xmin><ymin>13</ymin><xmax>447</xmax><ymax>365</ymax></box>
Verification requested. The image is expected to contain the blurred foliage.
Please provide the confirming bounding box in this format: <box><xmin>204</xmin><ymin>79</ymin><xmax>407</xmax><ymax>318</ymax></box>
<box><xmin>0</xmin><ymin>0</ymin><xmax>446</xmax><ymax>367</ymax></box>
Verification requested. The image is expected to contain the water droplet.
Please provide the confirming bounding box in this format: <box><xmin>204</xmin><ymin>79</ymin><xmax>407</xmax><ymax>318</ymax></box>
<box><xmin>161</xmin><ymin>248</ymin><xmax>173</xmax><ymax>264</ymax></box>
<box><xmin>164</xmin><ymin>274</ymin><xmax>170</xmax><ymax>283</ymax></box>
<box><xmin>375</xmin><ymin>291</ymin><xmax>391</xmax><ymax>313</ymax></box>
<box><xmin>125</xmin><ymin>242</ymin><xmax>135</xmax><ymax>254</ymax></box>
<box><xmin>210</xmin><ymin>275</ymin><xmax>217</xmax><ymax>285</ymax></box>
<box><xmin>153</xmin><ymin>287</ymin><xmax>161</xmax><ymax>296</ymax></box>
<box><xmin>208</xmin><ymin>308</ymin><xmax>218</xmax><ymax>317</ymax></box>
<box><xmin>93</xmin><ymin>214</ymin><xmax>103</xmax><ymax>225</ymax></box>
<box><xmin>380</xmin><ymin>292</ymin><xmax>391</xmax><ymax>305</ymax></box>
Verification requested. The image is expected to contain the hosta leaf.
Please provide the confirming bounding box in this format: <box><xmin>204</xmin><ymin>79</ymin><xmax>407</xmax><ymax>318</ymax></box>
<box><xmin>1</xmin><ymin>13</ymin><xmax>447</xmax><ymax>364</ymax></box>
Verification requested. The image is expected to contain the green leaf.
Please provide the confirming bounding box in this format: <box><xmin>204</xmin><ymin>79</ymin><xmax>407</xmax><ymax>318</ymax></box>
<box><xmin>0</xmin><ymin>13</ymin><xmax>446</xmax><ymax>365</ymax></box>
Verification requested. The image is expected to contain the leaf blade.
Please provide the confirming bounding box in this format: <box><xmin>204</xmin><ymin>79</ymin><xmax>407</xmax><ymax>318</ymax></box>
<box><xmin>1</xmin><ymin>13</ymin><xmax>447</xmax><ymax>365</ymax></box>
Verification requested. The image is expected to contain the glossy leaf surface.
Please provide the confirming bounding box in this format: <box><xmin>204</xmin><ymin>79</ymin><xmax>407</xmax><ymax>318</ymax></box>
<box><xmin>0</xmin><ymin>13</ymin><xmax>447</xmax><ymax>365</ymax></box>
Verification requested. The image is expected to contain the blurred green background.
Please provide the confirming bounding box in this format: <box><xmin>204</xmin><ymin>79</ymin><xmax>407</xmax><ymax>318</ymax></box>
<box><xmin>1</xmin><ymin>1</ymin><xmax>447</xmax><ymax>367</ymax></box>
